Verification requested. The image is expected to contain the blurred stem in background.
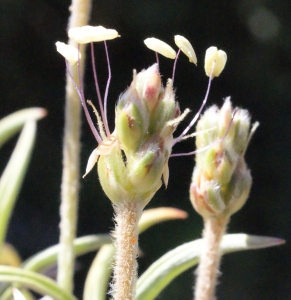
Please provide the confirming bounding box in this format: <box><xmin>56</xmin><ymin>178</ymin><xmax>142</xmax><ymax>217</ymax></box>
<box><xmin>58</xmin><ymin>0</ymin><xmax>92</xmax><ymax>294</ymax></box>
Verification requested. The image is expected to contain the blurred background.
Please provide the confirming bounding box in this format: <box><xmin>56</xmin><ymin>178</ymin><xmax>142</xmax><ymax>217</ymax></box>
<box><xmin>1</xmin><ymin>0</ymin><xmax>291</xmax><ymax>299</ymax></box>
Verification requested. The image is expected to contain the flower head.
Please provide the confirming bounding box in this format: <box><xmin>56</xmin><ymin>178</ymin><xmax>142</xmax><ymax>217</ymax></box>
<box><xmin>190</xmin><ymin>98</ymin><xmax>258</xmax><ymax>218</ymax></box>
<box><xmin>57</xmin><ymin>24</ymin><xmax>230</xmax><ymax>210</ymax></box>
<box><xmin>98</xmin><ymin>64</ymin><xmax>180</xmax><ymax>207</ymax></box>
<box><xmin>204</xmin><ymin>46</ymin><xmax>227</xmax><ymax>78</ymax></box>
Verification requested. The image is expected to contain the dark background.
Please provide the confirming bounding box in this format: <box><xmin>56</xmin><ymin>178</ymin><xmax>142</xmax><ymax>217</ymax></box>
<box><xmin>1</xmin><ymin>0</ymin><xmax>291</xmax><ymax>299</ymax></box>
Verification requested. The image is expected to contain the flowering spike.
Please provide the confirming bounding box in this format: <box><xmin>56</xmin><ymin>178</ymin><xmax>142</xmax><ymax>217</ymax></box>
<box><xmin>144</xmin><ymin>38</ymin><xmax>176</xmax><ymax>59</ymax></box>
<box><xmin>98</xmin><ymin>64</ymin><xmax>180</xmax><ymax>207</ymax></box>
<box><xmin>55</xmin><ymin>41</ymin><xmax>80</xmax><ymax>65</ymax></box>
<box><xmin>68</xmin><ymin>25</ymin><xmax>119</xmax><ymax>44</ymax></box>
<box><xmin>204</xmin><ymin>46</ymin><xmax>227</xmax><ymax>78</ymax></box>
<box><xmin>174</xmin><ymin>35</ymin><xmax>197</xmax><ymax>65</ymax></box>
<box><xmin>190</xmin><ymin>98</ymin><xmax>256</xmax><ymax>218</ymax></box>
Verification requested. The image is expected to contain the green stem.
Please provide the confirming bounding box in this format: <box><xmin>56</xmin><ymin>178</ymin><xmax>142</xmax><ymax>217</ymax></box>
<box><xmin>194</xmin><ymin>216</ymin><xmax>229</xmax><ymax>300</ymax></box>
<box><xmin>58</xmin><ymin>0</ymin><xmax>92</xmax><ymax>293</ymax></box>
<box><xmin>111</xmin><ymin>202</ymin><xmax>143</xmax><ymax>300</ymax></box>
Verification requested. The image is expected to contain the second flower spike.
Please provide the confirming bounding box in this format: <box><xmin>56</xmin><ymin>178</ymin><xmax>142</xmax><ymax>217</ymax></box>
<box><xmin>190</xmin><ymin>98</ymin><xmax>258</xmax><ymax>218</ymax></box>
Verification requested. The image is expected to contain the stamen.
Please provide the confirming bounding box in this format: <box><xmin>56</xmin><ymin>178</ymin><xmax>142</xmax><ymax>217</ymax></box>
<box><xmin>155</xmin><ymin>52</ymin><xmax>159</xmax><ymax>66</ymax></box>
<box><xmin>103</xmin><ymin>40</ymin><xmax>112</xmax><ymax>137</ymax></box>
<box><xmin>65</xmin><ymin>60</ymin><xmax>102</xmax><ymax>144</ymax></box>
<box><xmin>172</xmin><ymin>48</ymin><xmax>181</xmax><ymax>84</ymax></box>
<box><xmin>90</xmin><ymin>42</ymin><xmax>107</xmax><ymax>135</ymax></box>
<box><xmin>65</xmin><ymin>49</ymin><xmax>103</xmax><ymax>144</ymax></box>
<box><xmin>171</xmin><ymin>108</ymin><xmax>237</xmax><ymax>157</ymax></box>
<box><xmin>65</xmin><ymin>60</ymin><xmax>83</xmax><ymax>100</ymax></box>
<box><xmin>172</xmin><ymin>61</ymin><xmax>216</xmax><ymax>146</ymax></box>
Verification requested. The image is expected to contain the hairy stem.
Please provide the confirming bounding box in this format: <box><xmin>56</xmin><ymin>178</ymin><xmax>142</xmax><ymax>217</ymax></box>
<box><xmin>111</xmin><ymin>202</ymin><xmax>143</xmax><ymax>300</ymax></box>
<box><xmin>194</xmin><ymin>216</ymin><xmax>229</xmax><ymax>300</ymax></box>
<box><xmin>58</xmin><ymin>0</ymin><xmax>92</xmax><ymax>293</ymax></box>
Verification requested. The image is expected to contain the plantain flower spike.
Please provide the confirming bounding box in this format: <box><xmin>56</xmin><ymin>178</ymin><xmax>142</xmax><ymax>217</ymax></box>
<box><xmin>68</xmin><ymin>25</ymin><xmax>119</xmax><ymax>44</ymax></box>
<box><xmin>55</xmin><ymin>42</ymin><xmax>80</xmax><ymax>65</ymax></box>
<box><xmin>98</xmin><ymin>63</ymin><xmax>180</xmax><ymax>208</ymax></box>
<box><xmin>174</xmin><ymin>35</ymin><xmax>197</xmax><ymax>65</ymax></box>
<box><xmin>204</xmin><ymin>46</ymin><xmax>227</xmax><ymax>78</ymax></box>
<box><xmin>144</xmin><ymin>38</ymin><xmax>176</xmax><ymax>59</ymax></box>
<box><xmin>190</xmin><ymin>98</ymin><xmax>259</xmax><ymax>219</ymax></box>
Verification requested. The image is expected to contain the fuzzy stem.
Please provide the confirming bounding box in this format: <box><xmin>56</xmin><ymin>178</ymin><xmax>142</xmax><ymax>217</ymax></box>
<box><xmin>57</xmin><ymin>0</ymin><xmax>92</xmax><ymax>293</ymax></box>
<box><xmin>111</xmin><ymin>202</ymin><xmax>143</xmax><ymax>300</ymax></box>
<box><xmin>194</xmin><ymin>216</ymin><xmax>229</xmax><ymax>300</ymax></box>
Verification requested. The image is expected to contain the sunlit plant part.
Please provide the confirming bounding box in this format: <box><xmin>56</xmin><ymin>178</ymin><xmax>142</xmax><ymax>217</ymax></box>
<box><xmin>205</xmin><ymin>46</ymin><xmax>227</xmax><ymax>78</ymax></box>
<box><xmin>174</xmin><ymin>35</ymin><xmax>197</xmax><ymax>65</ymax></box>
<box><xmin>68</xmin><ymin>25</ymin><xmax>119</xmax><ymax>43</ymax></box>
<box><xmin>55</xmin><ymin>42</ymin><xmax>80</xmax><ymax>65</ymax></box>
<box><xmin>144</xmin><ymin>38</ymin><xmax>176</xmax><ymax>59</ymax></box>
<box><xmin>56</xmin><ymin>28</ymin><xmax>228</xmax><ymax>187</ymax></box>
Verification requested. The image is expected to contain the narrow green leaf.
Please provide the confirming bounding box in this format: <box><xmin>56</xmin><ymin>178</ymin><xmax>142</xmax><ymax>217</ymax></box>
<box><xmin>0</xmin><ymin>108</ymin><xmax>46</xmax><ymax>149</ymax></box>
<box><xmin>0</xmin><ymin>121</ymin><xmax>38</xmax><ymax>248</ymax></box>
<box><xmin>139</xmin><ymin>208</ymin><xmax>187</xmax><ymax>234</ymax></box>
<box><xmin>83</xmin><ymin>244</ymin><xmax>115</xmax><ymax>300</ymax></box>
<box><xmin>0</xmin><ymin>235</ymin><xmax>111</xmax><ymax>299</ymax></box>
<box><xmin>0</xmin><ymin>266</ymin><xmax>77</xmax><ymax>300</ymax></box>
<box><xmin>23</xmin><ymin>234</ymin><xmax>112</xmax><ymax>273</ymax></box>
<box><xmin>136</xmin><ymin>234</ymin><xmax>285</xmax><ymax>300</ymax></box>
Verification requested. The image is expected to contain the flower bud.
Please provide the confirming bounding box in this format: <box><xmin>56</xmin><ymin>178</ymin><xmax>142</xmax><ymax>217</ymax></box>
<box><xmin>55</xmin><ymin>42</ymin><xmax>80</xmax><ymax>65</ymax></box>
<box><xmin>144</xmin><ymin>38</ymin><xmax>176</xmax><ymax>59</ymax></box>
<box><xmin>68</xmin><ymin>25</ymin><xmax>119</xmax><ymax>44</ymax></box>
<box><xmin>190</xmin><ymin>98</ymin><xmax>256</xmax><ymax>218</ymax></box>
<box><xmin>204</xmin><ymin>46</ymin><xmax>227</xmax><ymax>78</ymax></box>
<box><xmin>174</xmin><ymin>35</ymin><xmax>197</xmax><ymax>65</ymax></box>
<box><xmin>135</xmin><ymin>64</ymin><xmax>162</xmax><ymax>111</ymax></box>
